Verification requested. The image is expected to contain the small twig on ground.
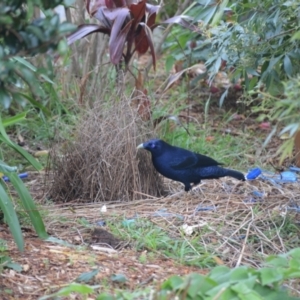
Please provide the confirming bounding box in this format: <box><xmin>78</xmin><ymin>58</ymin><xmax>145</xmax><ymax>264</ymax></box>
<box><xmin>236</xmin><ymin>210</ymin><xmax>253</xmax><ymax>267</ymax></box>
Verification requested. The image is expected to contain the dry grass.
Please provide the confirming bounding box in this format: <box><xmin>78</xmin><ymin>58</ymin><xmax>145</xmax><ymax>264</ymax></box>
<box><xmin>42</xmin><ymin>176</ymin><xmax>300</xmax><ymax>269</ymax></box>
<box><xmin>48</xmin><ymin>98</ymin><xmax>165</xmax><ymax>202</ymax></box>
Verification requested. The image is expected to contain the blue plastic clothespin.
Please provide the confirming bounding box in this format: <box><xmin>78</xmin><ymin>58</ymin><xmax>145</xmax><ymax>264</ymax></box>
<box><xmin>246</xmin><ymin>168</ymin><xmax>262</xmax><ymax>180</ymax></box>
<box><xmin>2</xmin><ymin>172</ymin><xmax>28</xmax><ymax>182</ymax></box>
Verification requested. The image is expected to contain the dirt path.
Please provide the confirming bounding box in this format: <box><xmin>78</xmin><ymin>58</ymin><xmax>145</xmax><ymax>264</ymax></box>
<box><xmin>0</xmin><ymin>225</ymin><xmax>206</xmax><ymax>299</ymax></box>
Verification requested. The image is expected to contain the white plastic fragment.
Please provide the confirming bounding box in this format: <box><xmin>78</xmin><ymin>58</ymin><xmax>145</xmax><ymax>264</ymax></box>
<box><xmin>181</xmin><ymin>224</ymin><xmax>194</xmax><ymax>236</ymax></box>
<box><xmin>181</xmin><ymin>221</ymin><xmax>208</xmax><ymax>236</ymax></box>
<box><xmin>100</xmin><ymin>205</ymin><xmax>107</xmax><ymax>213</ymax></box>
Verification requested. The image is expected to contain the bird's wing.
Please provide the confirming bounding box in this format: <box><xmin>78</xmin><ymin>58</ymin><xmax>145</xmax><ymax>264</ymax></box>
<box><xmin>170</xmin><ymin>152</ymin><xmax>222</xmax><ymax>170</ymax></box>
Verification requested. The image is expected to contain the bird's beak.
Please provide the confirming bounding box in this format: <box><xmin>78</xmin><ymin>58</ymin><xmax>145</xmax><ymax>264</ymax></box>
<box><xmin>137</xmin><ymin>143</ymin><xmax>144</xmax><ymax>149</ymax></box>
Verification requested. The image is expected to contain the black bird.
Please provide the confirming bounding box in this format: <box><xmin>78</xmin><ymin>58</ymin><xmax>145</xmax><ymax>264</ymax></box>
<box><xmin>137</xmin><ymin>139</ymin><xmax>245</xmax><ymax>191</ymax></box>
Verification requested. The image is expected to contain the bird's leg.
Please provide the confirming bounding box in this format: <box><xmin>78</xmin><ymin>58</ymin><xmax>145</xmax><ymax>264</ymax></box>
<box><xmin>184</xmin><ymin>183</ymin><xmax>192</xmax><ymax>192</ymax></box>
<box><xmin>193</xmin><ymin>180</ymin><xmax>201</xmax><ymax>187</ymax></box>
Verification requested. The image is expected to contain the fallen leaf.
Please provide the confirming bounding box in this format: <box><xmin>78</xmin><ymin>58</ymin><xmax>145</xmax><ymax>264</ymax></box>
<box><xmin>259</xmin><ymin>122</ymin><xmax>271</xmax><ymax>130</ymax></box>
<box><xmin>23</xmin><ymin>264</ymin><xmax>30</xmax><ymax>272</ymax></box>
<box><xmin>34</xmin><ymin>150</ymin><xmax>49</xmax><ymax>157</ymax></box>
<box><xmin>111</xmin><ymin>273</ymin><xmax>127</xmax><ymax>283</ymax></box>
<box><xmin>205</xmin><ymin>136</ymin><xmax>215</xmax><ymax>142</ymax></box>
<box><xmin>213</xmin><ymin>256</ymin><xmax>224</xmax><ymax>265</ymax></box>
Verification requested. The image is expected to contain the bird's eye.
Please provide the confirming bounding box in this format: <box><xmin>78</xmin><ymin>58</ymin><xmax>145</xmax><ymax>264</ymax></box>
<box><xmin>151</xmin><ymin>143</ymin><xmax>156</xmax><ymax>149</ymax></box>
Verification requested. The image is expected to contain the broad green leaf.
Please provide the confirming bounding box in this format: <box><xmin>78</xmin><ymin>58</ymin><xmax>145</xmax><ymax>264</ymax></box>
<box><xmin>5</xmin><ymin>261</ymin><xmax>23</xmax><ymax>272</ymax></box>
<box><xmin>203</xmin><ymin>6</ymin><xmax>218</xmax><ymax>24</ymax></box>
<box><xmin>12</xmin><ymin>57</ymin><xmax>37</xmax><ymax>72</ymax></box>
<box><xmin>209</xmin><ymin>265</ymin><xmax>231</xmax><ymax>282</ymax></box>
<box><xmin>76</xmin><ymin>269</ymin><xmax>99</xmax><ymax>283</ymax></box>
<box><xmin>0</xmin><ymin>160</ymin><xmax>17</xmax><ymax>172</ymax></box>
<box><xmin>2</xmin><ymin>112</ymin><xmax>27</xmax><ymax>127</ymax></box>
<box><xmin>211</xmin><ymin>0</ymin><xmax>229</xmax><ymax>26</ymax></box>
<box><xmin>205</xmin><ymin>281</ymin><xmax>233</xmax><ymax>297</ymax></box>
<box><xmin>259</xmin><ymin>268</ymin><xmax>283</xmax><ymax>285</ymax></box>
<box><xmin>289</xmin><ymin>248</ymin><xmax>300</xmax><ymax>259</ymax></box>
<box><xmin>283</xmin><ymin>269</ymin><xmax>300</xmax><ymax>278</ymax></box>
<box><xmin>39</xmin><ymin>283</ymin><xmax>97</xmax><ymax>300</ymax></box>
<box><xmin>0</xmin><ymin>15</ymin><xmax>13</xmax><ymax>25</ymax></box>
<box><xmin>26</xmin><ymin>25</ymin><xmax>45</xmax><ymax>41</ymax></box>
<box><xmin>0</xmin><ymin>115</ymin><xmax>43</xmax><ymax>171</ymax></box>
<box><xmin>186</xmin><ymin>274</ymin><xmax>215</xmax><ymax>297</ymax></box>
<box><xmin>165</xmin><ymin>56</ymin><xmax>176</xmax><ymax>73</ymax></box>
<box><xmin>0</xmin><ymin>183</ymin><xmax>24</xmax><ymax>251</ymax></box>
<box><xmin>12</xmin><ymin>57</ymin><xmax>54</xmax><ymax>84</ymax></box>
<box><xmin>6</xmin><ymin>172</ymin><xmax>48</xmax><ymax>239</ymax></box>
<box><xmin>233</xmin><ymin>287</ymin><xmax>263</xmax><ymax>300</ymax></box>
<box><xmin>58</xmin><ymin>22</ymin><xmax>77</xmax><ymax>34</ymax></box>
<box><xmin>161</xmin><ymin>275</ymin><xmax>183</xmax><ymax>290</ymax></box>
<box><xmin>266</xmin><ymin>56</ymin><xmax>283</xmax><ymax>74</ymax></box>
<box><xmin>57</xmin><ymin>39</ymin><xmax>69</xmax><ymax>55</ymax></box>
<box><xmin>111</xmin><ymin>274</ymin><xmax>127</xmax><ymax>283</ymax></box>
<box><xmin>0</xmin><ymin>255</ymin><xmax>22</xmax><ymax>271</ymax></box>
<box><xmin>96</xmin><ymin>293</ymin><xmax>115</xmax><ymax>300</ymax></box>
<box><xmin>291</xmin><ymin>30</ymin><xmax>300</xmax><ymax>40</ymax></box>
<box><xmin>289</xmin><ymin>258</ymin><xmax>300</xmax><ymax>270</ymax></box>
<box><xmin>265</xmin><ymin>255</ymin><xmax>289</xmax><ymax>268</ymax></box>
<box><xmin>246</xmin><ymin>67</ymin><xmax>260</xmax><ymax>76</ymax></box>
<box><xmin>230</xmin><ymin>266</ymin><xmax>253</xmax><ymax>281</ymax></box>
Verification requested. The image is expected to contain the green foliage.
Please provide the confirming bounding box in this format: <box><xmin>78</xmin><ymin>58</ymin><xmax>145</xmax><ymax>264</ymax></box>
<box><xmin>0</xmin><ymin>114</ymin><xmax>42</xmax><ymax>170</ymax></box>
<box><xmin>0</xmin><ymin>0</ymin><xmax>75</xmax><ymax>251</ymax></box>
<box><xmin>0</xmin><ymin>159</ymin><xmax>47</xmax><ymax>251</ymax></box>
<box><xmin>39</xmin><ymin>283</ymin><xmax>98</xmax><ymax>300</ymax></box>
<box><xmin>40</xmin><ymin>249</ymin><xmax>300</xmax><ymax>299</ymax></box>
<box><xmin>253</xmin><ymin>76</ymin><xmax>300</xmax><ymax>162</ymax></box>
<box><xmin>0</xmin><ymin>0</ymin><xmax>75</xmax><ymax>108</ymax></box>
<box><xmin>109</xmin><ymin>218</ymin><xmax>216</xmax><ymax>268</ymax></box>
<box><xmin>165</xmin><ymin>0</ymin><xmax>300</xmax><ymax>103</ymax></box>
<box><xmin>0</xmin><ymin>255</ymin><xmax>22</xmax><ymax>272</ymax></box>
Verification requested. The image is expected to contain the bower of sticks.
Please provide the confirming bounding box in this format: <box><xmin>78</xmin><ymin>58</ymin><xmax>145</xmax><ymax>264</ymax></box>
<box><xmin>48</xmin><ymin>98</ymin><xmax>165</xmax><ymax>202</ymax></box>
<box><xmin>44</xmin><ymin>98</ymin><xmax>300</xmax><ymax>269</ymax></box>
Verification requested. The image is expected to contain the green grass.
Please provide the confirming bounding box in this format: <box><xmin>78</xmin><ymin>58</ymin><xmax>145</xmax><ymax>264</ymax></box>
<box><xmin>108</xmin><ymin>218</ymin><xmax>217</xmax><ymax>268</ymax></box>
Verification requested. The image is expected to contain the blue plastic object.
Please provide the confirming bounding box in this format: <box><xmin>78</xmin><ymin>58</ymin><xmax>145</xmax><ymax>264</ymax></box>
<box><xmin>96</xmin><ymin>220</ymin><xmax>106</xmax><ymax>226</ymax></box>
<box><xmin>246</xmin><ymin>168</ymin><xmax>262</xmax><ymax>180</ymax></box>
<box><xmin>289</xmin><ymin>166</ymin><xmax>300</xmax><ymax>173</ymax></box>
<box><xmin>195</xmin><ymin>205</ymin><xmax>216</xmax><ymax>212</ymax></box>
<box><xmin>244</xmin><ymin>198</ymin><xmax>258</xmax><ymax>203</ymax></box>
<box><xmin>276</xmin><ymin>171</ymin><xmax>297</xmax><ymax>183</ymax></box>
<box><xmin>152</xmin><ymin>209</ymin><xmax>184</xmax><ymax>220</ymax></box>
<box><xmin>252</xmin><ymin>191</ymin><xmax>264</xmax><ymax>198</ymax></box>
<box><xmin>2</xmin><ymin>172</ymin><xmax>28</xmax><ymax>182</ymax></box>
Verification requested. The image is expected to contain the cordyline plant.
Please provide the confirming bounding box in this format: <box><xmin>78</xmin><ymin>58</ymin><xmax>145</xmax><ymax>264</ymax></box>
<box><xmin>67</xmin><ymin>0</ymin><xmax>195</xmax><ymax>71</ymax></box>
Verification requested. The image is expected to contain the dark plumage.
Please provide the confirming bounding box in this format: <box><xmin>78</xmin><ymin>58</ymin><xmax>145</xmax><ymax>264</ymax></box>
<box><xmin>137</xmin><ymin>139</ymin><xmax>245</xmax><ymax>191</ymax></box>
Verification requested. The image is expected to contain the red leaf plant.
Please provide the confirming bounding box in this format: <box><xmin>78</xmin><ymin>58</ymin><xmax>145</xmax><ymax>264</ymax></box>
<box><xmin>67</xmin><ymin>0</ymin><xmax>195</xmax><ymax>70</ymax></box>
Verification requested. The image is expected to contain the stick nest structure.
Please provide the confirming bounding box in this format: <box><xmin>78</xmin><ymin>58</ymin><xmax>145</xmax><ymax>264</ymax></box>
<box><xmin>48</xmin><ymin>100</ymin><xmax>165</xmax><ymax>202</ymax></box>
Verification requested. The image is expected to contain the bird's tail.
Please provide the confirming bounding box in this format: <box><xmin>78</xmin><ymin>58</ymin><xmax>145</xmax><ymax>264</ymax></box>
<box><xmin>223</xmin><ymin>168</ymin><xmax>245</xmax><ymax>181</ymax></box>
